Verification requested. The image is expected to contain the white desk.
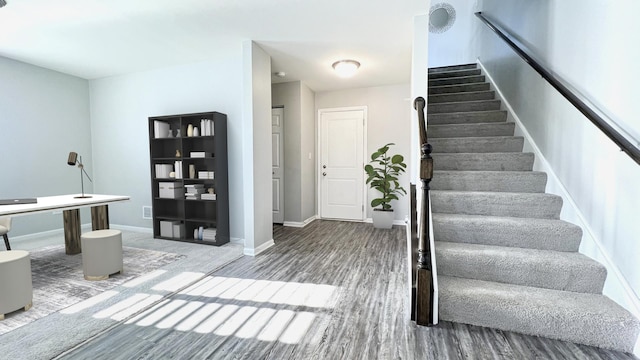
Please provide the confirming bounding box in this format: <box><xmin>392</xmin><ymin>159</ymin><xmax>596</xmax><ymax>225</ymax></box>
<box><xmin>0</xmin><ymin>194</ymin><xmax>130</xmax><ymax>254</ymax></box>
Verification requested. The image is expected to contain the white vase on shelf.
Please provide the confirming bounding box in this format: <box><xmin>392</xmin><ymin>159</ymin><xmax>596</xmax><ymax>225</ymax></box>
<box><xmin>193</xmin><ymin>127</ymin><xmax>200</xmax><ymax>137</ymax></box>
<box><xmin>187</xmin><ymin>124</ymin><xmax>194</xmax><ymax>137</ymax></box>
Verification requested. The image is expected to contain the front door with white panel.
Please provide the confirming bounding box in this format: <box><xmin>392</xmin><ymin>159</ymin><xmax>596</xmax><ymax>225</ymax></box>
<box><xmin>320</xmin><ymin>109</ymin><xmax>365</xmax><ymax>220</ymax></box>
<box><xmin>272</xmin><ymin>108</ymin><xmax>285</xmax><ymax>224</ymax></box>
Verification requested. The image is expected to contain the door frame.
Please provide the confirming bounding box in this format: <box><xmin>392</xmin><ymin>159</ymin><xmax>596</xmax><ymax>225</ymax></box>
<box><xmin>316</xmin><ymin>106</ymin><xmax>368</xmax><ymax>221</ymax></box>
<box><xmin>272</xmin><ymin>106</ymin><xmax>285</xmax><ymax>224</ymax></box>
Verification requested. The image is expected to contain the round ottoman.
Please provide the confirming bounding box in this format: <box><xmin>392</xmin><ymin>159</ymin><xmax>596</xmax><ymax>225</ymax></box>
<box><xmin>0</xmin><ymin>250</ymin><xmax>33</xmax><ymax>320</ymax></box>
<box><xmin>81</xmin><ymin>229</ymin><xmax>123</xmax><ymax>281</ymax></box>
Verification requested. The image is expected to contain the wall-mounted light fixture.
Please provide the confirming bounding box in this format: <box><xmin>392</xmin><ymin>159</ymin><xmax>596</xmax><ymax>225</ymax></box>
<box><xmin>0</xmin><ymin>0</ymin><xmax>7</xmax><ymax>8</ymax></box>
<box><xmin>67</xmin><ymin>152</ymin><xmax>93</xmax><ymax>198</ymax></box>
<box><xmin>332</xmin><ymin>60</ymin><xmax>360</xmax><ymax>78</ymax></box>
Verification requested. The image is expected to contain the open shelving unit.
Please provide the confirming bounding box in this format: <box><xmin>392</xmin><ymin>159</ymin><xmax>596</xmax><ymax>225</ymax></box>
<box><xmin>148</xmin><ymin>111</ymin><xmax>229</xmax><ymax>245</ymax></box>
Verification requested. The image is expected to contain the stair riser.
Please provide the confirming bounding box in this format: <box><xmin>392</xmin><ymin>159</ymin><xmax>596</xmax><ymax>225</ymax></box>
<box><xmin>429</xmin><ymin>91</ymin><xmax>495</xmax><ymax>104</ymax></box>
<box><xmin>429</xmin><ymin>69</ymin><xmax>481</xmax><ymax>79</ymax></box>
<box><xmin>428</xmin><ymin>111</ymin><xmax>507</xmax><ymax>125</ymax></box>
<box><xmin>431</xmin><ymin>171</ymin><xmax>546</xmax><ymax>193</ymax></box>
<box><xmin>433</xmin><ymin>215</ymin><xmax>582</xmax><ymax>252</ymax></box>
<box><xmin>429</xmin><ymin>83</ymin><xmax>491</xmax><ymax>95</ymax></box>
<box><xmin>429</xmin><ymin>75</ymin><xmax>485</xmax><ymax>87</ymax></box>
<box><xmin>431</xmin><ymin>191</ymin><xmax>562</xmax><ymax>219</ymax></box>
<box><xmin>438</xmin><ymin>276</ymin><xmax>640</xmax><ymax>353</ymax></box>
<box><xmin>429</xmin><ymin>63</ymin><xmax>477</xmax><ymax>73</ymax></box>
<box><xmin>436</xmin><ymin>245</ymin><xmax>606</xmax><ymax>293</ymax></box>
<box><xmin>430</xmin><ymin>137</ymin><xmax>524</xmax><ymax>153</ymax></box>
<box><xmin>429</xmin><ymin>100</ymin><xmax>501</xmax><ymax>114</ymax></box>
<box><xmin>429</xmin><ymin>123</ymin><xmax>515</xmax><ymax>138</ymax></box>
<box><xmin>431</xmin><ymin>153</ymin><xmax>534</xmax><ymax>171</ymax></box>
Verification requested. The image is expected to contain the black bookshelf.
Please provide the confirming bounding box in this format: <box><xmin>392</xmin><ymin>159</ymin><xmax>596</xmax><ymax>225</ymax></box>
<box><xmin>148</xmin><ymin>111</ymin><xmax>229</xmax><ymax>245</ymax></box>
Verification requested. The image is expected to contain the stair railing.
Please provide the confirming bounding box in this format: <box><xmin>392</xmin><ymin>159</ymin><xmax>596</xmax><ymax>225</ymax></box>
<box><xmin>412</xmin><ymin>96</ymin><xmax>438</xmax><ymax>326</ymax></box>
<box><xmin>475</xmin><ymin>11</ymin><xmax>640</xmax><ymax>166</ymax></box>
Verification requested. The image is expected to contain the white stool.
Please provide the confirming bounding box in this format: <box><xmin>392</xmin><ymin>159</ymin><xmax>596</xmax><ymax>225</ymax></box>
<box><xmin>81</xmin><ymin>229</ymin><xmax>123</xmax><ymax>281</ymax></box>
<box><xmin>0</xmin><ymin>250</ymin><xmax>33</xmax><ymax>320</ymax></box>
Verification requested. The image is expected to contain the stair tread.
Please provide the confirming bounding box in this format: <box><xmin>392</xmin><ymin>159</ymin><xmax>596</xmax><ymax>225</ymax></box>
<box><xmin>429</xmin><ymin>63</ymin><xmax>477</xmax><ymax>73</ymax></box>
<box><xmin>435</xmin><ymin>241</ymin><xmax>606</xmax><ymax>293</ymax></box>
<box><xmin>438</xmin><ymin>275</ymin><xmax>640</xmax><ymax>352</ymax></box>
<box><xmin>431</xmin><ymin>170</ymin><xmax>546</xmax><ymax>193</ymax></box>
<box><xmin>431</xmin><ymin>152</ymin><xmax>535</xmax><ymax>171</ymax></box>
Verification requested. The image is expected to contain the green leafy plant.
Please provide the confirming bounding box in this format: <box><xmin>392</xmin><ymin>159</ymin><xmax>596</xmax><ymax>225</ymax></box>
<box><xmin>364</xmin><ymin>143</ymin><xmax>407</xmax><ymax>211</ymax></box>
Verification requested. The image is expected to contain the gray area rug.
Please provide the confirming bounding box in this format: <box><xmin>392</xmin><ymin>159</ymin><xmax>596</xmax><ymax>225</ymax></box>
<box><xmin>0</xmin><ymin>245</ymin><xmax>184</xmax><ymax>335</ymax></box>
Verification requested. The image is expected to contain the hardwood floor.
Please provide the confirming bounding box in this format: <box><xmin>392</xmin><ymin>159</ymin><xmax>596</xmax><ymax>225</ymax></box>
<box><xmin>59</xmin><ymin>220</ymin><xmax>637</xmax><ymax>359</ymax></box>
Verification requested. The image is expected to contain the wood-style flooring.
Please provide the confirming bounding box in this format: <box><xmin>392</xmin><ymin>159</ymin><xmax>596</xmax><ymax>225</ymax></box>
<box><xmin>59</xmin><ymin>220</ymin><xmax>637</xmax><ymax>360</ymax></box>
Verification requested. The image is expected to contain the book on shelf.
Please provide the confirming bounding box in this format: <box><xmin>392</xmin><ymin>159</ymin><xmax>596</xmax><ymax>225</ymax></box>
<box><xmin>200</xmin><ymin>119</ymin><xmax>214</xmax><ymax>136</ymax></box>
<box><xmin>185</xmin><ymin>193</ymin><xmax>201</xmax><ymax>200</ymax></box>
<box><xmin>202</xmin><ymin>228</ymin><xmax>217</xmax><ymax>241</ymax></box>
<box><xmin>155</xmin><ymin>164</ymin><xmax>173</xmax><ymax>178</ymax></box>
<box><xmin>186</xmin><ymin>188</ymin><xmax>205</xmax><ymax>194</ymax></box>
<box><xmin>201</xmin><ymin>193</ymin><xmax>216</xmax><ymax>200</ymax></box>
<box><xmin>197</xmin><ymin>171</ymin><xmax>215</xmax><ymax>179</ymax></box>
<box><xmin>174</xmin><ymin>160</ymin><xmax>183</xmax><ymax>179</ymax></box>
<box><xmin>154</xmin><ymin>120</ymin><xmax>170</xmax><ymax>138</ymax></box>
<box><xmin>184</xmin><ymin>184</ymin><xmax>205</xmax><ymax>188</ymax></box>
<box><xmin>190</xmin><ymin>151</ymin><xmax>211</xmax><ymax>158</ymax></box>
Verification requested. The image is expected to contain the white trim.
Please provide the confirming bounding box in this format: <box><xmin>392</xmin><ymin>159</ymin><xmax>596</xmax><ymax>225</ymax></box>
<box><xmin>478</xmin><ymin>59</ymin><xmax>640</xmax><ymax>322</ymax></box>
<box><xmin>317</xmin><ymin>106</ymin><xmax>368</xmax><ymax>222</ymax></box>
<box><xmin>110</xmin><ymin>224</ymin><xmax>153</xmax><ymax>234</ymax></box>
<box><xmin>244</xmin><ymin>239</ymin><xmax>274</xmax><ymax>256</ymax></box>
<box><xmin>230</xmin><ymin>237</ymin><xmax>244</xmax><ymax>245</ymax></box>
<box><xmin>363</xmin><ymin>218</ymin><xmax>407</xmax><ymax>226</ymax></box>
<box><xmin>283</xmin><ymin>215</ymin><xmax>318</xmax><ymax>228</ymax></box>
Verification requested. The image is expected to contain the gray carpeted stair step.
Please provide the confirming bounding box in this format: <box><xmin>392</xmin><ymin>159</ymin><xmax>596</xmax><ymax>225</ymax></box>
<box><xmin>430</xmin><ymin>136</ymin><xmax>524</xmax><ymax>153</ymax></box>
<box><xmin>429</xmin><ymin>75</ymin><xmax>485</xmax><ymax>87</ymax></box>
<box><xmin>428</xmin><ymin>110</ymin><xmax>507</xmax><ymax>124</ymax></box>
<box><xmin>429</xmin><ymin>63</ymin><xmax>477</xmax><ymax>73</ymax></box>
<box><xmin>433</xmin><ymin>213</ymin><xmax>582</xmax><ymax>252</ymax></box>
<box><xmin>438</xmin><ymin>276</ymin><xmax>640</xmax><ymax>352</ymax></box>
<box><xmin>429</xmin><ymin>100</ymin><xmax>501</xmax><ymax>114</ymax></box>
<box><xmin>431</xmin><ymin>152</ymin><xmax>534</xmax><ymax>171</ymax></box>
<box><xmin>429</xmin><ymin>68</ymin><xmax>481</xmax><ymax>79</ymax></box>
<box><xmin>428</xmin><ymin>90</ymin><xmax>495</xmax><ymax>104</ymax></box>
<box><xmin>431</xmin><ymin>190</ymin><xmax>563</xmax><ymax>219</ymax></box>
<box><xmin>431</xmin><ymin>170</ymin><xmax>546</xmax><ymax>193</ymax></box>
<box><xmin>429</xmin><ymin>122</ymin><xmax>515</xmax><ymax>138</ymax></box>
<box><xmin>429</xmin><ymin>82</ymin><xmax>490</xmax><ymax>95</ymax></box>
<box><xmin>436</xmin><ymin>241</ymin><xmax>606</xmax><ymax>293</ymax></box>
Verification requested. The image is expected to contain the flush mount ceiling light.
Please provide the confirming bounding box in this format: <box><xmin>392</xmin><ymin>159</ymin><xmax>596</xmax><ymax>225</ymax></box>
<box><xmin>332</xmin><ymin>60</ymin><xmax>360</xmax><ymax>78</ymax></box>
<box><xmin>0</xmin><ymin>0</ymin><xmax>7</xmax><ymax>8</ymax></box>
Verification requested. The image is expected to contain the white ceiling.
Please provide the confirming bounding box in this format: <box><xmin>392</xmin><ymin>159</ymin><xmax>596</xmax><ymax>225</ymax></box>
<box><xmin>0</xmin><ymin>0</ymin><xmax>426</xmax><ymax>92</ymax></box>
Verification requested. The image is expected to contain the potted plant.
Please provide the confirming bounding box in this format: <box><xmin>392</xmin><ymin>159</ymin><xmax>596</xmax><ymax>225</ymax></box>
<box><xmin>364</xmin><ymin>143</ymin><xmax>407</xmax><ymax>229</ymax></box>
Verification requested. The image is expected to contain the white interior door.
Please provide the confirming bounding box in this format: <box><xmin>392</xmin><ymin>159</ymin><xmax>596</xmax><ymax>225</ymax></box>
<box><xmin>320</xmin><ymin>108</ymin><xmax>365</xmax><ymax>220</ymax></box>
<box><xmin>272</xmin><ymin>108</ymin><xmax>285</xmax><ymax>224</ymax></box>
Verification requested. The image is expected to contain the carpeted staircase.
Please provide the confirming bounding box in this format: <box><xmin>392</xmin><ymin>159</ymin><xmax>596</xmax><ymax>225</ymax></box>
<box><xmin>427</xmin><ymin>63</ymin><xmax>640</xmax><ymax>353</ymax></box>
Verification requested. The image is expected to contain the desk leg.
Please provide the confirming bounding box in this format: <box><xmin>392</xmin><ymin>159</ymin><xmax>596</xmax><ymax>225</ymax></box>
<box><xmin>63</xmin><ymin>209</ymin><xmax>82</xmax><ymax>254</ymax></box>
<box><xmin>91</xmin><ymin>205</ymin><xmax>109</xmax><ymax>230</ymax></box>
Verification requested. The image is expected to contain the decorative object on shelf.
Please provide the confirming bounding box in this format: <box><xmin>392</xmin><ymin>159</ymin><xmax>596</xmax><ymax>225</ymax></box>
<box><xmin>67</xmin><ymin>151</ymin><xmax>93</xmax><ymax>199</ymax></box>
<box><xmin>187</xmin><ymin>124</ymin><xmax>194</xmax><ymax>137</ymax></box>
<box><xmin>176</xmin><ymin>129</ymin><xmax>181</xmax><ymax>137</ymax></box>
<box><xmin>167</xmin><ymin>129</ymin><xmax>173</xmax><ymax>138</ymax></box>
<box><xmin>175</xmin><ymin>149</ymin><xmax>181</xmax><ymax>158</ymax></box>
<box><xmin>169</xmin><ymin>171</ymin><xmax>175</xmax><ymax>178</ymax></box>
<box><xmin>364</xmin><ymin>143</ymin><xmax>407</xmax><ymax>229</ymax></box>
<box><xmin>193</xmin><ymin>127</ymin><xmax>200</xmax><ymax>137</ymax></box>
<box><xmin>207</xmin><ymin>188</ymin><xmax>214</xmax><ymax>194</ymax></box>
<box><xmin>189</xmin><ymin>164</ymin><xmax>196</xmax><ymax>179</ymax></box>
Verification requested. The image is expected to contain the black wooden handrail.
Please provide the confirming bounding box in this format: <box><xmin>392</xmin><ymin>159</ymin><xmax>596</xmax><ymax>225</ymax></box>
<box><xmin>475</xmin><ymin>11</ymin><xmax>640</xmax><ymax>166</ymax></box>
<box><xmin>412</xmin><ymin>96</ymin><xmax>436</xmax><ymax>326</ymax></box>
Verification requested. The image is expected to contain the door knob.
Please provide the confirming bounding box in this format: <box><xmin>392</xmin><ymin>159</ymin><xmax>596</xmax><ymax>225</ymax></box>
<box><xmin>323</xmin><ymin>172</ymin><xmax>326</xmax><ymax>176</ymax></box>
<box><xmin>323</xmin><ymin>165</ymin><xmax>326</xmax><ymax>169</ymax></box>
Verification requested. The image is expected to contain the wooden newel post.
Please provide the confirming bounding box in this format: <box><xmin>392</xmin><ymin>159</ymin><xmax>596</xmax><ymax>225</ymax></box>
<box><xmin>413</xmin><ymin>96</ymin><xmax>435</xmax><ymax>326</ymax></box>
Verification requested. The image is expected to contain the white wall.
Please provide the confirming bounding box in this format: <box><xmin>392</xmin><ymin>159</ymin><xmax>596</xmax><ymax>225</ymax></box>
<box><xmin>315</xmin><ymin>84</ymin><xmax>412</xmax><ymax>222</ymax></box>
<box><xmin>272</xmin><ymin>81</ymin><xmax>317</xmax><ymax>225</ymax></box>
<box><xmin>477</xmin><ymin>0</ymin><xmax>640</xmax><ymax>318</ymax></box>
<box><xmin>428</xmin><ymin>0</ymin><xmax>479</xmax><ymax>68</ymax></box>
<box><xmin>0</xmin><ymin>56</ymin><xmax>92</xmax><ymax>236</ymax></box>
<box><xmin>89</xmin><ymin>54</ymin><xmax>245</xmax><ymax>242</ymax></box>
<box><xmin>272</xmin><ymin>82</ymin><xmax>303</xmax><ymax>223</ymax></box>
<box><xmin>242</xmin><ymin>41</ymin><xmax>273</xmax><ymax>255</ymax></box>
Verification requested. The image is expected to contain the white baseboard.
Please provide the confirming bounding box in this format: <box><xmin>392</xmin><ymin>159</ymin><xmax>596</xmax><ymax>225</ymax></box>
<box><xmin>110</xmin><ymin>224</ymin><xmax>153</xmax><ymax>233</ymax></box>
<box><xmin>364</xmin><ymin>218</ymin><xmax>407</xmax><ymax>226</ymax></box>
<box><xmin>244</xmin><ymin>239</ymin><xmax>275</xmax><ymax>256</ymax></box>
<box><xmin>478</xmin><ymin>59</ymin><xmax>640</xmax><ymax>323</ymax></box>
<box><xmin>283</xmin><ymin>215</ymin><xmax>318</xmax><ymax>228</ymax></box>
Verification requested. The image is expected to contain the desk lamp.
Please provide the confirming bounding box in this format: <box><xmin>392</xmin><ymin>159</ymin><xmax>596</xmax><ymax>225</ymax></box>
<box><xmin>67</xmin><ymin>152</ymin><xmax>92</xmax><ymax>198</ymax></box>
